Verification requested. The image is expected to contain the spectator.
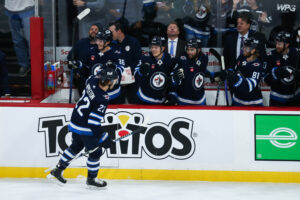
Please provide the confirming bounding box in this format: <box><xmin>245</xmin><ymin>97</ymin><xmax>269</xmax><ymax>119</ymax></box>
<box><xmin>106</xmin><ymin>0</ymin><xmax>143</xmax><ymax>28</ymax></box>
<box><xmin>182</xmin><ymin>4</ymin><xmax>214</xmax><ymax>46</ymax></box>
<box><xmin>223</xmin><ymin>12</ymin><xmax>266</xmax><ymax>69</ymax></box>
<box><xmin>268</xmin><ymin>11</ymin><xmax>296</xmax><ymax>48</ymax></box>
<box><xmin>4</xmin><ymin>0</ymin><xmax>34</xmax><ymax>77</ymax></box>
<box><xmin>130</xmin><ymin>0</ymin><xmax>166</xmax><ymax>47</ymax></box>
<box><xmin>134</xmin><ymin>36</ymin><xmax>175</xmax><ymax>105</ymax></box>
<box><xmin>109</xmin><ymin>21</ymin><xmax>142</xmax><ymax>104</ymax></box>
<box><xmin>73</xmin><ymin>0</ymin><xmax>106</xmax><ymax>39</ymax></box>
<box><xmin>264</xmin><ymin>31</ymin><xmax>300</xmax><ymax>106</ymax></box>
<box><xmin>166</xmin><ymin>22</ymin><xmax>186</xmax><ymax>58</ymax></box>
<box><xmin>231</xmin><ymin>0</ymin><xmax>272</xmax><ymax>32</ymax></box>
<box><xmin>221</xmin><ymin>37</ymin><xmax>264</xmax><ymax>106</ymax></box>
<box><xmin>0</xmin><ymin>50</ymin><xmax>10</xmax><ymax>97</ymax></box>
<box><xmin>168</xmin><ymin>38</ymin><xmax>208</xmax><ymax>105</ymax></box>
<box><xmin>67</xmin><ymin>24</ymin><xmax>100</xmax><ymax>97</ymax></box>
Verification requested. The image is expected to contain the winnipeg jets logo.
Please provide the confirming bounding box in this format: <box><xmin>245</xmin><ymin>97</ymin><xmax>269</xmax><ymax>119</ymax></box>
<box><xmin>125</xmin><ymin>45</ymin><xmax>130</xmax><ymax>51</ymax></box>
<box><xmin>283</xmin><ymin>54</ymin><xmax>289</xmax><ymax>60</ymax></box>
<box><xmin>196</xmin><ymin>60</ymin><xmax>201</xmax><ymax>66</ymax></box>
<box><xmin>150</xmin><ymin>72</ymin><xmax>166</xmax><ymax>90</ymax></box>
<box><xmin>193</xmin><ymin>73</ymin><xmax>204</xmax><ymax>90</ymax></box>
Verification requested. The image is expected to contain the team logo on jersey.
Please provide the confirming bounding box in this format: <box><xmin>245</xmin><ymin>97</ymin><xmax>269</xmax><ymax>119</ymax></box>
<box><xmin>196</xmin><ymin>60</ymin><xmax>201</xmax><ymax>66</ymax></box>
<box><xmin>125</xmin><ymin>45</ymin><xmax>130</xmax><ymax>51</ymax></box>
<box><xmin>190</xmin><ymin>67</ymin><xmax>194</xmax><ymax>72</ymax></box>
<box><xmin>253</xmin><ymin>62</ymin><xmax>260</xmax><ymax>67</ymax></box>
<box><xmin>104</xmin><ymin>95</ymin><xmax>109</xmax><ymax>100</ymax></box>
<box><xmin>281</xmin><ymin>66</ymin><xmax>296</xmax><ymax>85</ymax></box>
<box><xmin>150</xmin><ymin>72</ymin><xmax>166</xmax><ymax>90</ymax></box>
<box><xmin>92</xmin><ymin>64</ymin><xmax>102</xmax><ymax>75</ymax></box>
<box><xmin>157</xmin><ymin>60</ymin><xmax>163</xmax><ymax>66</ymax></box>
<box><xmin>151</xmin><ymin>64</ymin><xmax>155</xmax><ymax>69</ymax></box>
<box><xmin>242</xmin><ymin>61</ymin><xmax>247</xmax><ymax>66</ymax></box>
<box><xmin>91</xmin><ymin>55</ymin><xmax>95</xmax><ymax>61</ymax></box>
<box><xmin>193</xmin><ymin>72</ymin><xmax>204</xmax><ymax>90</ymax></box>
<box><xmin>98</xmin><ymin>52</ymin><xmax>104</xmax><ymax>57</ymax></box>
<box><xmin>180</xmin><ymin>56</ymin><xmax>186</xmax><ymax>60</ymax></box>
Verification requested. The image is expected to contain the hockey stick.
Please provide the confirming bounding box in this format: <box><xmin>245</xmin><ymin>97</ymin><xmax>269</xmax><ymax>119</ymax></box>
<box><xmin>69</xmin><ymin>8</ymin><xmax>91</xmax><ymax>104</ymax></box>
<box><xmin>209</xmin><ymin>48</ymin><xmax>229</xmax><ymax>106</ymax></box>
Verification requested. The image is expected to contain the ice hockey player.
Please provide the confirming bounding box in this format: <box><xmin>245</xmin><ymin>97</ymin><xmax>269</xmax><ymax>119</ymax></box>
<box><xmin>221</xmin><ymin>37</ymin><xmax>264</xmax><ymax>106</ymax></box>
<box><xmin>48</xmin><ymin>63</ymin><xmax>118</xmax><ymax>188</ymax></box>
<box><xmin>168</xmin><ymin>38</ymin><xmax>208</xmax><ymax>105</ymax></box>
<box><xmin>264</xmin><ymin>31</ymin><xmax>300</xmax><ymax>106</ymax></box>
<box><xmin>134</xmin><ymin>36</ymin><xmax>175</xmax><ymax>104</ymax></box>
<box><xmin>90</xmin><ymin>29</ymin><xmax>125</xmax><ymax>104</ymax></box>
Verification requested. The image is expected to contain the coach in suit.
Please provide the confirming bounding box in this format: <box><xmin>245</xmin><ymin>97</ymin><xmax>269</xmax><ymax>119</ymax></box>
<box><xmin>166</xmin><ymin>22</ymin><xmax>186</xmax><ymax>58</ymax></box>
<box><xmin>223</xmin><ymin>12</ymin><xmax>267</xmax><ymax>69</ymax></box>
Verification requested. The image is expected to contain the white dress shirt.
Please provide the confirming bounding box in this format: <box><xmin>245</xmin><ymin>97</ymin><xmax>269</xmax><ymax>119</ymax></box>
<box><xmin>168</xmin><ymin>38</ymin><xmax>178</xmax><ymax>58</ymax></box>
<box><xmin>236</xmin><ymin>32</ymin><xmax>249</xmax><ymax>59</ymax></box>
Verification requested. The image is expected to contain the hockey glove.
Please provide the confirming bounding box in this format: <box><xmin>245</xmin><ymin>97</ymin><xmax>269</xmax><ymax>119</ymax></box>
<box><xmin>226</xmin><ymin>70</ymin><xmax>240</xmax><ymax>86</ymax></box>
<box><xmin>273</xmin><ymin>67</ymin><xmax>290</xmax><ymax>79</ymax></box>
<box><xmin>98</xmin><ymin>132</ymin><xmax>113</xmax><ymax>149</ymax></box>
<box><xmin>68</xmin><ymin>60</ymin><xmax>82</xmax><ymax>69</ymax></box>
<box><xmin>139</xmin><ymin>62</ymin><xmax>151</xmax><ymax>76</ymax></box>
<box><xmin>171</xmin><ymin>68</ymin><xmax>184</xmax><ymax>85</ymax></box>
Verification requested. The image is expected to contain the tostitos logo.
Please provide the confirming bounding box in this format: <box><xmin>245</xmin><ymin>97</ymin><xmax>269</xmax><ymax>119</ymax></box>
<box><xmin>38</xmin><ymin>112</ymin><xmax>195</xmax><ymax>160</ymax></box>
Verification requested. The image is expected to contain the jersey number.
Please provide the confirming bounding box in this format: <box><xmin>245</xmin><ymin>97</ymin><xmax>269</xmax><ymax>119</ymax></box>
<box><xmin>76</xmin><ymin>97</ymin><xmax>90</xmax><ymax>117</ymax></box>
<box><xmin>252</xmin><ymin>72</ymin><xmax>260</xmax><ymax>79</ymax></box>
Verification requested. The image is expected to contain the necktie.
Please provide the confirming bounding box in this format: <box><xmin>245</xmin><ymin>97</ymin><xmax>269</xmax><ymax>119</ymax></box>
<box><xmin>170</xmin><ymin>40</ymin><xmax>175</xmax><ymax>58</ymax></box>
<box><xmin>240</xmin><ymin>36</ymin><xmax>244</xmax><ymax>55</ymax></box>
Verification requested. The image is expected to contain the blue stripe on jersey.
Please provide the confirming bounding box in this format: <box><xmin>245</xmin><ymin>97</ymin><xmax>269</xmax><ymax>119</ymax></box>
<box><xmin>88</xmin><ymin>119</ymin><xmax>101</xmax><ymax>126</ymax></box>
<box><xmin>68</xmin><ymin>123</ymin><xmax>93</xmax><ymax>136</ymax></box>
<box><xmin>177</xmin><ymin>95</ymin><xmax>206</xmax><ymax>105</ymax></box>
<box><xmin>137</xmin><ymin>87</ymin><xmax>165</xmax><ymax>104</ymax></box>
<box><xmin>272</xmin><ymin>67</ymin><xmax>278</xmax><ymax>80</ymax></box>
<box><xmin>108</xmin><ymin>86</ymin><xmax>121</xmax><ymax>100</ymax></box>
<box><xmin>89</xmin><ymin>112</ymin><xmax>103</xmax><ymax>121</ymax></box>
<box><xmin>232</xmin><ymin>95</ymin><xmax>263</xmax><ymax>106</ymax></box>
<box><xmin>234</xmin><ymin>76</ymin><xmax>243</xmax><ymax>87</ymax></box>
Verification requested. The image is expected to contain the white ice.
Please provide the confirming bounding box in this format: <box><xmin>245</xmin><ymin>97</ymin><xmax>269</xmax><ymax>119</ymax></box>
<box><xmin>0</xmin><ymin>178</ymin><xmax>300</xmax><ymax>200</ymax></box>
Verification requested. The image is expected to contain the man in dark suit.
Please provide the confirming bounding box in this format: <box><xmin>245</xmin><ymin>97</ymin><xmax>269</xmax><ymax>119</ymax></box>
<box><xmin>166</xmin><ymin>22</ymin><xmax>186</xmax><ymax>58</ymax></box>
<box><xmin>223</xmin><ymin>12</ymin><xmax>267</xmax><ymax>69</ymax></box>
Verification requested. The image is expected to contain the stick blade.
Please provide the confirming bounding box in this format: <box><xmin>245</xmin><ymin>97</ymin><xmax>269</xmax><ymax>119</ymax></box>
<box><xmin>77</xmin><ymin>8</ymin><xmax>91</xmax><ymax>20</ymax></box>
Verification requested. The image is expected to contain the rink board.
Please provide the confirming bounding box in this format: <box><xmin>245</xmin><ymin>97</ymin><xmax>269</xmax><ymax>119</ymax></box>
<box><xmin>0</xmin><ymin>104</ymin><xmax>300</xmax><ymax>183</ymax></box>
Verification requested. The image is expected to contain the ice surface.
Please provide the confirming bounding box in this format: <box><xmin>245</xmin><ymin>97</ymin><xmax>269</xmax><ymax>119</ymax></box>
<box><xmin>0</xmin><ymin>178</ymin><xmax>299</xmax><ymax>200</ymax></box>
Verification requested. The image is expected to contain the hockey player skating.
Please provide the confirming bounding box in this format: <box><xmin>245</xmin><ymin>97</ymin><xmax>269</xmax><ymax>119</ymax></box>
<box><xmin>134</xmin><ymin>36</ymin><xmax>175</xmax><ymax>104</ymax></box>
<box><xmin>264</xmin><ymin>31</ymin><xmax>300</xmax><ymax>106</ymax></box>
<box><xmin>48</xmin><ymin>63</ymin><xmax>118</xmax><ymax>188</ymax></box>
<box><xmin>220</xmin><ymin>37</ymin><xmax>264</xmax><ymax>106</ymax></box>
<box><xmin>90</xmin><ymin>29</ymin><xmax>125</xmax><ymax>104</ymax></box>
<box><xmin>168</xmin><ymin>38</ymin><xmax>208</xmax><ymax>105</ymax></box>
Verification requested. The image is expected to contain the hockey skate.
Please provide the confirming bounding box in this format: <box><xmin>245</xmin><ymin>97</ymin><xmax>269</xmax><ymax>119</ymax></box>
<box><xmin>86</xmin><ymin>177</ymin><xmax>107</xmax><ymax>189</ymax></box>
<box><xmin>47</xmin><ymin>168</ymin><xmax>67</xmax><ymax>184</ymax></box>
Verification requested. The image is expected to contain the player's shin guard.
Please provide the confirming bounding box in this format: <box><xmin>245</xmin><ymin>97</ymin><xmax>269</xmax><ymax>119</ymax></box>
<box><xmin>57</xmin><ymin>147</ymin><xmax>76</xmax><ymax>170</ymax></box>
<box><xmin>87</xmin><ymin>158</ymin><xmax>100</xmax><ymax>178</ymax></box>
<box><xmin>86</xmin><ymin>158</ymin><xmax>107</xmax><ymax>188</ymax></box>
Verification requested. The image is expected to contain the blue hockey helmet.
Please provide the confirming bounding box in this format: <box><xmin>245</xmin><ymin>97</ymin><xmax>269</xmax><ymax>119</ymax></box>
<box><xmin>243</xmin><ymin>37</ymin><xmax>259</xmax><ymax>49</ymax></box>
<box><xmin>96</xmin><ymin>62</ymin><xmax>118</xmax><ymax>84</ymax></box>
<box><xmin>186</xmin><ymin>38</ymin><xmax>202</xmax><ymax>49</ymax></box>
<box><xmin>150</xmin><ymin>36</ymin><xmax>167</xmax><ymax>47</ymax></box>
<box><xmin>275</xmin><ymin>31</ymin><xmax>292</xmax><ymax>43</ymax></box>
<box><xmin>95</xmin><ymin>29</ymin><xmax>113</xmax><ymax>42</ymax></box>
